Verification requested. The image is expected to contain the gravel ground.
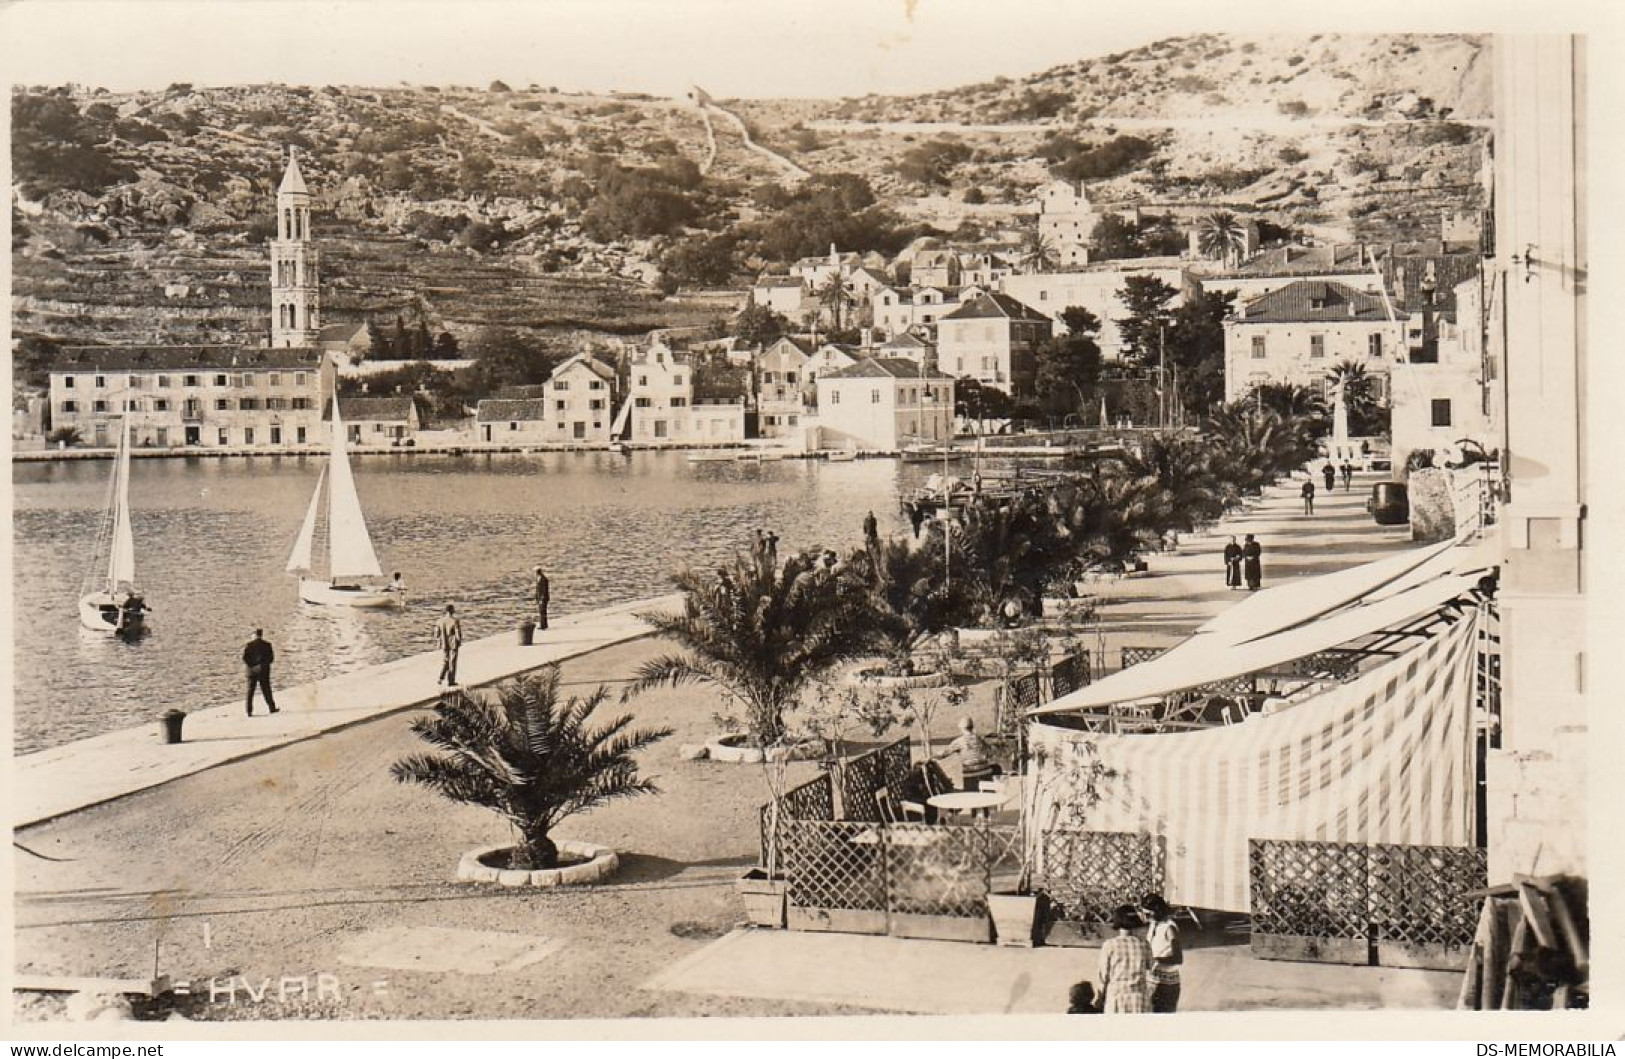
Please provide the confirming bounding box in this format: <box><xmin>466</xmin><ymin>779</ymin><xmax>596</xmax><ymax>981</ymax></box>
<box><xmin>13</xmin><ymin>638</ymin><xmax>998</xmax><ymax>1022</ymax></box>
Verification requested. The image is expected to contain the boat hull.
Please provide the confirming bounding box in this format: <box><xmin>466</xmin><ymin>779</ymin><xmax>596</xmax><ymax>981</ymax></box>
<box><xmin>298</xmin><ymin>578</ymin><xmax>403</xmax><ymax>608</ymax></box>
<box><xmin>78</xmin><ymin>591</ymin><xmax>146</xmax><ymax>637</ymax></box>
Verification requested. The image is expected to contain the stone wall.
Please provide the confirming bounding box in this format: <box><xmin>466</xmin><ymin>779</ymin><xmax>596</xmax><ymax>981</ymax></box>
<box><xmin>1407</xmin><ymin>467</ymin><xmax>1455</xmax><ymax>541</ymax></box>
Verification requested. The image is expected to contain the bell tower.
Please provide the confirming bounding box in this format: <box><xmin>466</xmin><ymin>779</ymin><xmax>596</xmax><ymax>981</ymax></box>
<box><xmin>270</xmin><ymin>147</ymin><xmax>321</xmax><ymax>348</ymax></box>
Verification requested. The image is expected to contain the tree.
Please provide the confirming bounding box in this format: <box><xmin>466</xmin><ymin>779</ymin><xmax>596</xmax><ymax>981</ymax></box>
<box><xmin>1115</xmin><ymin>275</ymin><xmax>1180</xmax><ymax>366</ymax></box>
<box><xmin>1033</xmin><ymin>308</ymin><xmax>1103</xmax><ymax>419</ymax></box>
<box><xmin>955</xmin><ymin>377</ymin><xmax>1015</xmax><ymax>430</ymax></box>
<box><xmin>1197</xmin><ymin>211</ymin><xmax>1249</xmax><ymax>268</ymax></box>
<box><xmin>848</xmin><ymin>517</ymin><xmax>974</xmax><ymax>674</ymax></box>
<box><xmin>466</xmin><ymin>326</ymin><xmax>562</xmax><ymax>391</ymax></box>
<box><xmin>432</xmin><ymin>331</ymin><xmax>461</xmax><ymax>359</ymax></box>
<box><xmin>1164</xmin><ymin>288</ymin><xmax>1235</xmax><ymax>417</ymax></box>
<box><xmin>367</xmin><ymin>321</ymin><xmax>392</xmax><ymax>360</ymax></box>
<box><xmin>1019</xmin><ymin>232</ymin><xmax>1058</xmax><ymax>274</ymax></box>
<box><xmin>1328</xmin><ymin>360</ymin><xmax>1387</xmax><ymax>436</ymax></box>
<box><xmin>732</xmin><ymin>303</ymin><xmax>790</xmax><ymax>349</ymax></box>
<box><xmin>659</xmin><ymin>232</ymin><xmax>737</xmax><ymax>290</ymax></box>
<box><xmin>815</xmin><ymin>273</ymin><xmax>856</xmax><ymax>333</ymax></box>
<box><xmin>627</xmin><ymin>548</ymin><xmax>881</xmax><ymax>747</ymax></box>
<box><xmin>391</xmin><ymin>667</ymin><xmax>671</xmax><ymax>870</ymax></box>
<box><xmin>1088</xmin><ymin>213</ymin><xmax>1142</xmax><ymax>261</ymax></box>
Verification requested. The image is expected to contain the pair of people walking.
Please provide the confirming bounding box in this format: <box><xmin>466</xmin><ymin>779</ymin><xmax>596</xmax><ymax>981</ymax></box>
<box><xmin>1223</xmin><ymin>535</ymin><xmax>1263</xmax><ymax>591</ymax></box>
<box><xmin>1089</xmin><ymin>895</ymin><xmax>1184</xmax><ymax>1013</ymax></box>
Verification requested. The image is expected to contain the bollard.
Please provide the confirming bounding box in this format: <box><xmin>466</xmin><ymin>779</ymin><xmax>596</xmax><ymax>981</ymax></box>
<box><xmin>517</xmin><ymin>620</ymin><xmax>537</xmax><ymax>647</ymax></box>
<box><xmin>160</xmin><ymin>709</ymin><xmax>187</xmax><ymax>745</ymax></box>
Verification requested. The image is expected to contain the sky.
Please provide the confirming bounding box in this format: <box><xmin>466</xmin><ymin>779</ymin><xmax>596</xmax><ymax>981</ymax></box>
<box><xmin>2</xmin><ymin>0</ymin><xmax>1604</xmax><ymax>101</ymax></box>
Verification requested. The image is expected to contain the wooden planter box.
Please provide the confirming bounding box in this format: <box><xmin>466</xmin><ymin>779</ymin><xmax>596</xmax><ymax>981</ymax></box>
<box><xmin>786</xmin><ymin>905</ymin><xmax>886</xmax><ymax>935</ymax></box>
<box><xmin>1376</xmin><ymin>939</ymin><xmax>1472</xmax><ymax>971</ymax></box>
<box><xmin>737</xmin><ymin>869</ymin><xmax>787</xmax><ymax>929</ymax></box>
<box><xmin>1251</xmin><ymin>933</ymin><xmax>1370</xmax><ymax>966</ymax></box>
<box><xmin>889</xmin><ymin>912</ymin><xmax>992</xmax><ymax>944</ymax></box>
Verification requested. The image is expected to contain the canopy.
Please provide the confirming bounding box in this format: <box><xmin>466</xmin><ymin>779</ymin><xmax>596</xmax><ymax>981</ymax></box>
<box><xmin>1027</xmin><ymin>613</ymin><xmax>1479</xmax><ymax>912</ymax></box>
<box><xmin>1029</xmin><ymin>547</ymin><xmax>1490</xmax><ymax>716</ymax></box>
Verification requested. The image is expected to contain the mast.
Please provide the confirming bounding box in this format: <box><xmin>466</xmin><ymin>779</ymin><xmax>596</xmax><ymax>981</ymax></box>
<box><xmin>105</xmin><ymin>414</ymin><xmax>136</xmax><ymax>593</ymax></box>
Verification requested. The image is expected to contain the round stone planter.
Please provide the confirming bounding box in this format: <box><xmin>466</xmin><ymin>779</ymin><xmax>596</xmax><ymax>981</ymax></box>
<box><xmin>844</xmin><ymin>662</ymin><xmax>949</xmax><ymax>689</ymax></box>
<box><xmin>456</xmin><ymin>840</ymin><xmax>619</xmax><ymax>887</ymax></box>
<box><xmin>706</xmin><ymin>733</ymin><xmax>824</xmax><ymax>764</ymax></box>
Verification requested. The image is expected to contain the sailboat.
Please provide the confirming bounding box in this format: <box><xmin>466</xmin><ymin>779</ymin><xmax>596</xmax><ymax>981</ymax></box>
<box><xmin>78</xmin><ymin>414</ymin><xmax>148</xmax><ymax>637</ymax></box>
<box><xmin>287</xmin><ymin>398</ymin><xmax>402</xmax><ymax>608</ymax></box>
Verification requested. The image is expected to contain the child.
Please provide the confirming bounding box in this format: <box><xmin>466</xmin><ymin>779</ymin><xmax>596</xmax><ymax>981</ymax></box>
<box><xmin>1067</xmin><ymin>981</ymin><xmax>1099</xmax><ymax>1014</ymax></box>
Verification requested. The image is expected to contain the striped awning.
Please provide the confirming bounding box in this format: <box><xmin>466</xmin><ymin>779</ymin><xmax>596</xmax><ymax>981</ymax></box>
<box><xmin>1027</xmin><ymin>613</ymin><xmax>1480</xmax><ymax>912</ymax></box>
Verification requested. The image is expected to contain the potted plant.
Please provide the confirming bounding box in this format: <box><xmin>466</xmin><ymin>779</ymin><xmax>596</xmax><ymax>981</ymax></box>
<box><xmin>627</xmin><ymin>545</ymin><xmax>883</xmax><ymax>925</ymax></box>
<box><xmin>987</xmin><ymin>738</ymin><xmax>1115</xmax><ymax>946</ymax></box>
<box><xmin>391</xmin><ymin>667</ymin><xmax>672</xmax><ymax>885</ymax></box>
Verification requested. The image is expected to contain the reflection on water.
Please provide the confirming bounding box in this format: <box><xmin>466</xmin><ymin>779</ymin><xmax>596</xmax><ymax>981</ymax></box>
<box><xmin>12</xmin><ymin>451</ymin><xmax>936</xmax><ymax>752</ymax></box>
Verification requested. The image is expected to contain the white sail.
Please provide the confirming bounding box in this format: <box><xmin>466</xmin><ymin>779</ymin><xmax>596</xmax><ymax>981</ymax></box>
<box><xmin>286</xmin><ymin>464</ymin><xmax>326</xmax><ymax>573</ymax></box>
<box><xmin>325</xmin><ymin>399</ymin><xmax>384</xmax><ymax>579</ymax></box>
<box><xmin>610</xmin><ymin>396</ymin><xmax>633</xmax><ymax>440</ymax></box>
<box><xmin>106</xmin><ymin>414</ymin><xmax>136</xmax><ymax>590</ymax></box>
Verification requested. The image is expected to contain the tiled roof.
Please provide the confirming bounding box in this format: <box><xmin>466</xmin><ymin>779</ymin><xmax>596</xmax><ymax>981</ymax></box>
<box><xmin>1383</xmin><ymin>252</ymin><xmax>1480</xmax><ymax>315</ymax></box>
<box><xmin>550</xmin><ymin>354</ymin><xmax>616</xmax><ymax>382</ymax></box>
<box><xmin>823</xmin><ymin>357</ymin><xmax>955</xmax><ymax>381</ymax></box>
<box><xmin>940</xmin><ymin>291</ymin><xmax>1052</xmax><ymax>323</ymax></box>
<box><xmin>327</xmin><ymin>396</ymin><xmax>415</xmax><ymax>422</ymax></box>
<box><xmin>493</xmin><ymin>384</ymin><xmax>549</xmax><ymax>399</ymax></box>
<box><xmin>880</xmin><ymin>333</ymin><xmax>932</xmax><ymax>350</ymax></box>
<box><xmin>476</xmin><ymin>398</ymin><xmax>549</xmax><ymax>422</ymax></box>
<box><xmin>318</xmin><ymin>321</ymin><xmax>368</xmax><ymax>344</ymax></box>
<box><xmin>53</xmin><ymin>346</ymin><xmax>328</xmax><ymax>373</ymax></box>
<box><xmin>764</xmin><ymin>336</ymin><xmax>814</xmax><ymax>358</ymax></box>
<box><xmin>1233</xmin><ymin>280</ymin><xmax>1391</xmax><ymax>324</ymax></box>
<box><xmin>754</xmin><ymin>275</ymin><xmax>805</xmax><ymax>289</ymax></box>
<box><xmin>1217</xmin><ymin>244</ymin><xmax>1369</xmax><ymax>278</ymax></box>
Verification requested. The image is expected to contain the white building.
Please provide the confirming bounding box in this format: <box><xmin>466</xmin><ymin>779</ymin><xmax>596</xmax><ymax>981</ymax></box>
<box><xmin>872</xmin><ymin>285</ymin><xmax>977</xmax><ymax>338</ymax></box>
<box><xmin>544</xmin><ymin>354</ymin><xmax>617</xmax><ymax>442</ymax></box>
<box><xmin>749</xmin><ymin>275</ymin><xmax>806</xmax><ymax>318</ymax></box>
<box><xmin>626</xmin><ymin>342</ymin><xmax>745</xmax><ymax>443</ymax></box>
<box><xmin>1037</xmin><ymin>179</ymin><xmax>1099</xmax><ymax>267</ymax></box>
<box><xmin>1222</xmin><ymin>280</ymin><xmax>1398</xmax><ymax>404</ymax></box>
<box><xmin>330</xmin><ymin>396</ymin><xmax>420</xmax><ymax>445</ymax></box>
<box><xmin>1388</xmin><ymin>275</ymin><xmax>1495</xmax><ymax>470</ymax></box>
<box><xmin>475</xmin><ymin>397</ymin><xmax>550</xmax><ymax>443</ymax></box>
<box><xmin>756</xmin><ymin>336</ymin><xmax>813</xmax><ymax>438</ymax></box>
<box><xmin>999</xmin><ymin>261</ymin><xmax>1192</xmax><ymax>360</ymax></box>
<box><xmin>936</xmin><ymin>291</ymin><xmax>1053</xmax><ymax>399</ymax></box>
<box><xmin>815</xmin><ymin>357</ymin><xmax>955</xmax><ymax>452</ymax></box>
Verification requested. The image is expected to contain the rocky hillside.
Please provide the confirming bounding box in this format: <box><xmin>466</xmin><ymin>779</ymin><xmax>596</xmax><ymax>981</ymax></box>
<box><xmin>12</xmin><ymin>33</ymin><xmax>1490</xmax><ymax>364</ymax></box>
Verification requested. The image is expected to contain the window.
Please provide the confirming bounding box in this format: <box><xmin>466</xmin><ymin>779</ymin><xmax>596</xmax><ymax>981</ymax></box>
<box><xmin>588</xmin><ymin>380</ymin><xmax>604</xmax><ymax>390</ymax></box>
<box><xmin>218</xmin><ymin>428</ymin><xmax>229</xmax><ymax>445</ymax></box>
<box><xmin>1038</xmin><ymin>290</ymin><xmax>1048</xmax><ymax>302</ymax></box>
<box><xmin>216</xmin><ymin>399</ymin><xmax>230</xmax><ymax>410</ymax></box>
<box><xmin>244</xmin><ymin>427</ymin><xmax>255</xmax><ymax>445</ymax></box>
<box><xmin>510</xmin><ymin>422</ymin><xmax>520</xmax><ymax>431</ymax></box>
<box><xmin>158</xmin><ymin>375</ymin><xmax>171</xmax><ymax>388</ymax></box>
<box><xmin>673</xmin><ymin>375</ymin><xmax>683</xmax><ymax>386</ymax></box>
<box><xmin>61</xmin><ymin>400</ymin><xmax>78</xmax><ymax>413</ymax></box>
<box><xmin>296</xmin><ymin>427</ymin><xmax>307</xmax><ymax>444</ymax></box>
<box><xmin>270</xmin><ymin>426</ymin><xmax>282</xmax><ymax>445</ymax></box>
<box><xmin>763</xmin><ymin>371</ymin><xmax>776</xmax><ymax>384</ymax></box>
<box><xmin>671</xmin><ymin>396</ymin><xmax>687</xmax><ymax>407</ymax></box>
<box><xmin>785</xmin><ymin>372</ymin><xmax>797</xmax><ymax>384</ymax></box>
<box><xmin>831</xmin><ymin>391</ymin><xmax>841</xmax><ymax>405</ymax></box>
<box><xmin>554</xmin><ymin>380</ymin><xmax>569</xmax><ymax>391</ymax></box>
<box><xmin>266</xmin><ymin>397</ymin><xmax>286</xmax><ymax>411</ymax></box>
<box><xmin>95</xmin><ymin>375</ymin><xmax>106</xmax><ymax>388</ymax></box>
<box><xmin>295</xmin><ymin>372</ymin><xmax>308</xmax><ymax>387</ymax></box>
<box><xmin>1431</xmin><ymin>399</ymin><xmax>1452</xmax><ymax>427</ymax></box>
<box><xmin>291</xmin><ymin>397</ymin><xmax>311</xmax><ymax>411</ymax></box>
<box><xmin>129</xmin><ymin>375</ymin><xmax>144</xmax><ymax>389</ymax></box>
<box><xmin>1309</xmin><ymin>334</ymin><xmax>1326</xmax><ymax>358</ymax></box>
<box><xmin>184</xmin><ymin>374</ymin><xmax>199</xmax><ymax>387</ymax></box>
<box><xmin>1251</xmin><ymin>335</ymin><xmax>1267</xmax><ymax>359</ymax></box>
<box><xmin>1368</xmin><ymin>333</ymin><xmax>1384</xmax><ymax>358</ymax></box>
<box><xmin>64</xmin><ymin>376</ymin><xmax>75</xmax><ymax>389</ymax></box>
<box><xmin>215</xmin><ymin>374</ymin><xmax>228</xmax><ymax>387</ymax></box>
<box><xmin>589</xmin><ymin>399</ymin><xmax>605</xmax><ymax>411</ymax></box>
<box><xmin>269</xmin><ymin>373</ymin><xmax>282</xmax><ymax>387</ymax></box>
<box><xmin>154</xmin><ymin>399</ymin><xmax>169</xmax><ymax>412</ymax></box>
<box><xmin>638</xmin><ymin>375</ymin><xmax>648</xmax><ymax>387</ymax></box>
<box><xmin>93</xmin><ymin>400</ymin><xmax>109</xmax><ymax>413</ymax></box>
<box><xmin>556</xmin><ymin>400</ymin><xmax>567</xmax><ymax>411</ymax></box>
<box><xmin>239</xmin><ymin>398</ymin><xmax>260</xmax><ymax>411</ymax></box>
<box><xmin>635</xmin><ymin>397</ymin><xmax>652</xmax><ymax>408</ymax></box>
<box><xmin>871</xmin><ymin>389</ymin><xmax>882</xmax><ymax>404</ymax></box>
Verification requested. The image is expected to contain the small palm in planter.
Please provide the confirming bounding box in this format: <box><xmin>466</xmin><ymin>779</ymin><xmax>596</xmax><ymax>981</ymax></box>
<box><xmin>392</xmin><ymin>667</ymin><xmax>672</xmax><ymax>873</ymax></box>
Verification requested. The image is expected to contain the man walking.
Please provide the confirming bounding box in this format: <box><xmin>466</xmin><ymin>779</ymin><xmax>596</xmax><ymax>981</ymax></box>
<box><xmin>243</xmin><ymin>628</ymin><xmax>278</xmax><ymax>716</ymax></box>
<box><xmin>532</xmin><ymin>566</ymin><xmax>550</xmax><ymax>630</ymax></box>
<box><xmin>1301</xmin><ymin>477</ymin><xmax>1316</xmax><ymax>515</ymax></box>
<box><xmin>1322</xmin><ymin>461</ymin><xmax>1336</xmax><ymax>494</ymax></box>
<box><xmin>1340</xmin><ymin>461</ymin><xmax>1354</xmax><ymax>491</ymax></box>
<box><xmin>434</xmin><ymin>604</ymin><xmax>463</xmax><ymax>687</ymax></box>
<box><xmin>1223</xmin><ymin>536</ymin><xmax>1243</xmax><ymax>590</ymax></box>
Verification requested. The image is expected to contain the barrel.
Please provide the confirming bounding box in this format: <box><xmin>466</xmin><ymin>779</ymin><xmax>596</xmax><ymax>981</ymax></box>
<box><xmin>1371</xmin><ymin>482</ymin><xmax>1410</xmax><ymax>525</ymax></box>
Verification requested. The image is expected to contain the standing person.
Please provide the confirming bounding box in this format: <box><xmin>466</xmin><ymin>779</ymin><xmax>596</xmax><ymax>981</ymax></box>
<box><xmin>1243</xmin><ymin>534</ymin><xmax>1263</xmax><ymax>591</ymax></box>
<box><xmin>935</xmin><ymin>717</ymin><xmax>1000</xmax><ymax>792</ymax></box>
<box><xmin>387</xmin><ymin>571</ymin><xmax>406</xmax><ymax>596</ymax></box>
<box><xmin>532</xmin><ymin>566</ymin><xmax>550</xmax><ymax>630</ymax></box>
<box><xmin>1322</xmin><ymin>461</ymin><xmax>1336</xmax><ymax>493</ymax></box>
<box><xmin>1301</xmin><ymin>478</ymin><xmax>1316</xmax><ymax>515</ymax></box>
<box><xmin>434</xmin><ymin>604</ymin><xmax>463</xmax><ymax>687</ymax></box>
<box><xmin>1096</xmin><ymin>905</ymin><xmax>1153</xmax><ymax>1013</ymax></box>
<box><xmin>764</xmin><ymin>532</ymin><xmax>779</xmax><ymax>569</ymax></box>
<box><xmin>242</xmin><ymin>628</ymin><xmax>278</xmax><ymax>716</ymax></box>
<box><xmin>1340</xmin><ymin>461</ymin><xmax>1354</xmax><ymax>491</ymax></box>
<box><xmin>1141</xmin><ymin>893</ymin><xmax>1183</xmax><ymax>1013</ymax></box>
<box><xmin>1222</xmin><ymin>536</ymin><xmax>1243</xmax><ymax>590</ymax></box>
<box><xmin>862</xmin><ymin>509</ymin><xmax>879</xmax><ymax>542</ymax></box>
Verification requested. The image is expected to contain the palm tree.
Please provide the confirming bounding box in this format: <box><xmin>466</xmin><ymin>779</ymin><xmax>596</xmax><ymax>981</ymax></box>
<box><xmin>1328</xmin><ymin>359</ymin><xmax>1386</xmax><ymax>436</ymax></box>
<box><xmin>815</xmin><ymin>273</ymin><xmax>855</xmax><ymax>334</ymax></box>
<box><xmin>850</xmin><ymin>517</ymin><xmax>973</xmax><ymax>672</ymax></box>
<box><xmin>391</xmin><ymin>668</ymin><xmax>672</xmax><ymax>870</ymax></box>
<box><xmin>1197</xmin><ymin>211</ymin><xmax>1249</xmax><ymax>268</ymax></box>
<box><xmin>1250</xmin><ymin>381</ymin><xmax>1328</xmax><ymax>422</ymax></box>
<box><xmin>1121</xmin><ymin>432</ymin><xmax>1226</xmax><ymax>532</ymax></box>
<box><xmin>1020</xmin><ymin>231</ymin><xmax>1058</xmax><ymax>274</ymax></box>
<box><xmin>627</xmin><ymin>548</ymin><xmax>881</xmax><ymax>747</ymax></box>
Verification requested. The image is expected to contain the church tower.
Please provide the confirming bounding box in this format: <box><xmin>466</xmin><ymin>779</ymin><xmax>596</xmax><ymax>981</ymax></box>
<box><xmin>270</xmin><ymin>147</ymin><xmax>321</xmax><ymax>348</ymax></box>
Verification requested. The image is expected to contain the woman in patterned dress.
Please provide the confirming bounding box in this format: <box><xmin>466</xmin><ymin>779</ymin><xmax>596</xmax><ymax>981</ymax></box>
<box><xmin>1096</xmin><ymin>904</ymin><xmax>1153</xmax><ymax>1013</ymax></box>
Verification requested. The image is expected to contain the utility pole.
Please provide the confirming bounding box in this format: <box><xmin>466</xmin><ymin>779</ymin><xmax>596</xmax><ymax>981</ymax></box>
<box><xmin>1157</xmin><ymin>325</ymin><xmax>1167</xmax><ymax>429</ymax></box>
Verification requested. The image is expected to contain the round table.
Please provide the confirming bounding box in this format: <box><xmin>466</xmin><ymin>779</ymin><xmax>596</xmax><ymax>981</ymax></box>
<box><xmin>927</xmin><ymin>791</ymin><xmax>1006</xmax><ymax>818</ymax></box>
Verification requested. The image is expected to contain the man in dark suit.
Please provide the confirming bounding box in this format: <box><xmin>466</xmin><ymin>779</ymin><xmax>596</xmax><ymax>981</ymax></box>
<box><xmin>243</xmin><ymin>628</ymin><xmax>278</xmax><ymax>716</ymax></box>
<box><xmin>532</xmin><ymin>567</ymin><xmax>550</xmax><ymax>630</ymax></box>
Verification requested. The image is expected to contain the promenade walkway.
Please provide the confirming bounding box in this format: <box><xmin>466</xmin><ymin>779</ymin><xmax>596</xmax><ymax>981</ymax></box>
<box><xmin>13</xmin><ymin>594</ymin><xmax>680</xmax><ymax>828</ymax></box>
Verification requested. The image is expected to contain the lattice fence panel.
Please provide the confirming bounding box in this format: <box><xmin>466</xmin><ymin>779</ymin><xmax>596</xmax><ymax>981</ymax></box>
<box><xmin>838</xmin><ymin>737</ymin><xmax>913</xmax><ymax>822</ymax></box>
<box><xmin>1249</xmin><ymin>840</ymin><xmax>1372</xmax><ymax>940</ymax></box>
<box><xmin>1049</xmin><ymin>652</ymin><xmax>1091</xmax><ymax>699</ymax></box>
<box><xmin>782</xmin><ymin>820</ymin><xmax>887</xmax><ymax>912</ymax></box>
<box><xmin>1120</xmin><ymin>645</ymin><xmax>1167</xmax><ymax>671</ymax></box>
<box><xmin>1368</xmin><ymin>844</ymin><xmax>1486</xmax><ymax>949</ymax></box>
<box><xmin>1038</xmin><ymin>830</ymin><xmax>1165</xmax><ymax>926</ymax></box>
<box><xmin>759</xmin><ymin>772</ymin><xmax>835</xmax><ymax>865</ymax></box>
<box><xmin>995</xmin><ymin>671</ymin><xmax>1043</xmax><ymax>738</ymax></box>
<box><xmin>1287</xmin><ymin>650</ymin><xmax>1361</xmax><ymax>681</ymax></box>
<box><xmin>883</xmin><ymin>824</ymin><xmax>997</xmax><ymax>917</ymax></box>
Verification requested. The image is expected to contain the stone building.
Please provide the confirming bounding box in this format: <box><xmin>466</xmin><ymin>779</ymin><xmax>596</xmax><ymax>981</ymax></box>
<box><xmin>936</xmin><ymin>291</ymin><xmax>1052</xmax><ymax>399</ymax></box>
<box><xmin>1036</xmin><ymin>179</ymin><xmax>1098</xmax><ymax>267</ymax></box>
<box><xmin>814</xmin><ymin>357</ymin><xmax>955</xmax><ymax>452</ymax></box>
<box><xmin>1222</xmin><ymin>280</ymin><xmax>1397</xmax><ymax>403</ymax></box>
